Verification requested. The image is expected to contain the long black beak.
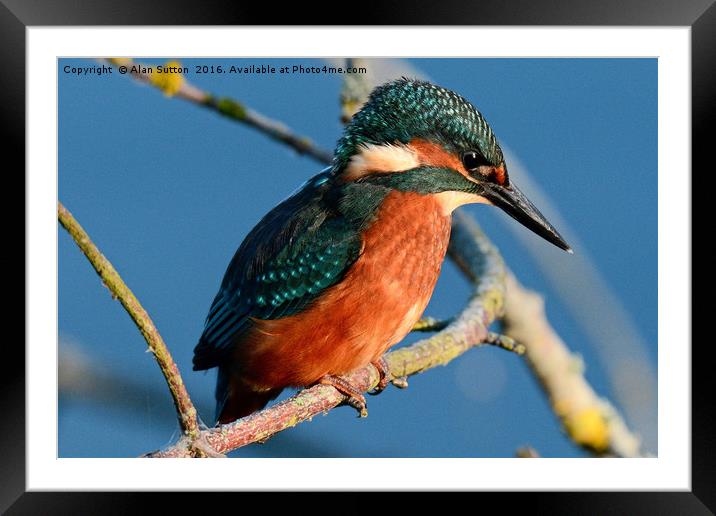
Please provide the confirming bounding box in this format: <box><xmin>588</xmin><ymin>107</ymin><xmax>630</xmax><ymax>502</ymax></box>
<box><xmin>482</xmin><ymin>182</ymin><xmax>573</xmax><ymax>253</ymax></box>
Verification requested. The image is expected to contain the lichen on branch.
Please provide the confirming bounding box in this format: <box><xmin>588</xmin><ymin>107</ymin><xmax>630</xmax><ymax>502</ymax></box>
<box><xmin>502</xmin><ymin>273</ymin><xmax>643</xmax><ymax>457</ymax></box>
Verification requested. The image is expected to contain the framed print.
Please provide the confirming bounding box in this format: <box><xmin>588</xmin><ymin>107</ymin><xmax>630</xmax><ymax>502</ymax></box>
<box><xmin>7</xmin><ymin>0</ymin><xmax>709</xmax><ymax>512</ymax></box>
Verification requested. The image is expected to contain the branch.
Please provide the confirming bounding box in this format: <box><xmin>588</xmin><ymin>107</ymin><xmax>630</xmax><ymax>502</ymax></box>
<box><xmin>58</xmin><ymin>202</ymin><xmax>202</xmax><ymax>444</ymax></box>
<box><xmin>502</xmin><ymin>273</ymin><xmax>643</xmax><ymax>457</ymax></box>
<box><xmin>105</xmin><ymin>58</ymin><xmax>334</xmax><ymax>164</ymax></box>
<box><xmin>145</xmin><ymin>211</ymin><xmax>509</xmax><ymax>457</ymax></box>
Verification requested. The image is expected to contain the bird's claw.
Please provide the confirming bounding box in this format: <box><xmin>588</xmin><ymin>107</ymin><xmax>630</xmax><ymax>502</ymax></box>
<box><xmin>368</xmin><ymin>357</ymin><xmax>391</xmax><ymax>396</ymax></box>
<box><xmin>316</xmin><ymin>357</ymin><xmax>393</xmax><ymax>417</ymax></box>
<box><xmin>319</xmin><ymin>375</ymin><xmax>368</xmax><ymax>418</ymax></box>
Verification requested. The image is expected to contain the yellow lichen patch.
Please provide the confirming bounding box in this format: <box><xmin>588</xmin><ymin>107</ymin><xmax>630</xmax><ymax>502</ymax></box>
<box><xmin>147</xmin><ymin>60</ymin><xmax>185</xmax><ymax>96</ymax></box>
<box><xmin>552</xmin><ymin>398</ymin><xmax>572</xmax><ymax>417</ymax></box>
<box><xmin>108</xmin><ymin>57</ymin><xmax>133</xmax><ymax>66</ymax></box>
<box><xmin>564</xmin><ymin>407</ymin><xmax>610</xmax><ymax>452</ymax></box>
<box><xmin>341</xmin><ymin>100</ymin><xmax>363</xmax><ymax>121</ymax></box>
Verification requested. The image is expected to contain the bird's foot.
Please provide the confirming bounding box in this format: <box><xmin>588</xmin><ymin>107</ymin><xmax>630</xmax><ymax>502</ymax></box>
<box><xmin>368</xmin><ymin>357</ymin><xmax>391</xmax><ymax>396</ymax></box>
<box><xmin>319</xmin><ymin>375</ymin><xmax>368</xmax><ymax>418</ymax></box>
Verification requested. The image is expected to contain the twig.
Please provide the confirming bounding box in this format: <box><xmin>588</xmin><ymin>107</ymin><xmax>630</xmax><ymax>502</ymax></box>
<box><xmin>502</xmin><ymin>273</ymin><xmax>643</xmax><ymax>457</ymax></box>
<box><xmin>516</xmin><ymin>446</ymin><xmax>541</xmax><ymax>458</ymax></box>
<box><xmin>485</xmin><ymin>332</ymin><xmax>526</xmax><ymax>355</ymax></box>
<box><xmin>412</xmin><ymin>316</ymin><xmax>453</xmax><ymax>332</ymax></box>
<box><xmin>145</xmin><ymin>211</ymin><xmax>507</xmax><ymax>457</ymax></box>
<box><xmin>58</xmin><ymin>202</ymin><xmax>202</xmax><ymax>445</ymax></box>
<box><xmin>105</xmin><ymin>58</ymin><xmax>334</xmax><ymax>164</ymax></box>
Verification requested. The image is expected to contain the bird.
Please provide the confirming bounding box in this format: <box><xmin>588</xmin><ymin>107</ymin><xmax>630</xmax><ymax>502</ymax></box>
<box><xmin>193</xmin><ymin>78</ymin><xmax>571</xmax><ymax>425</ymax></box>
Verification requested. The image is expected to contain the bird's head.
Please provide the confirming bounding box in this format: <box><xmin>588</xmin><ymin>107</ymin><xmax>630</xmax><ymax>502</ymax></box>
<box><xmin>332</xmin><ymin>78</ymin><xmax>571</xmax><ymax>253</ymax></box>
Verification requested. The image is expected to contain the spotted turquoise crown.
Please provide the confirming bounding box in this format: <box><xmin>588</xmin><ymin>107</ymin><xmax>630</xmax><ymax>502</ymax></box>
<box><xmin>334</xmin><ymin>78</ymin><xmax>504</xmax><ymax>170</ymax></box>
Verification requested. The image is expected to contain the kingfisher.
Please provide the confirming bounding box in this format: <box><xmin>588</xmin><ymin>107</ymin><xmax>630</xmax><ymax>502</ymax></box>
<box><xmin>193</xmin><ymin>78</ymin><xmax>571</xmax><ymax>424</ymax></box>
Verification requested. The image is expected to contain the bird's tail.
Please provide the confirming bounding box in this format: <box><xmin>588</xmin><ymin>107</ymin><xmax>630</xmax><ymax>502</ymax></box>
<box><xmin>215</xmin><ymin>367</ymin><xmax>283</xmax><ymax>425</ymax></box>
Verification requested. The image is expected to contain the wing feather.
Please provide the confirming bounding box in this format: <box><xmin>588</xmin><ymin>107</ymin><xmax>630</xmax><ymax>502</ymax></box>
<box><xmin>192</xmin><ymin>172</ymin><xmax>362</xmax><ymax>371</ymax></box>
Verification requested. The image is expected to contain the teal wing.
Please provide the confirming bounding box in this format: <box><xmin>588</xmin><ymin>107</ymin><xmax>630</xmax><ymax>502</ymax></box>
<box><xmin>192</xmin><ymin>172</ymin><xmax>363</xmax><ymax>371</ymax></box>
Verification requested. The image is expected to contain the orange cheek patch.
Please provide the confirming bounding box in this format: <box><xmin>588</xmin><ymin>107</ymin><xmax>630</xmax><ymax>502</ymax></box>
<box><xmin>493</xmin><ymin>166</ymin><xmax>507</xmax><ymax>185</ymax></box>
<box><xmin>409</xmin><ymin>139</ymin><xmax>468</xmax><ymax>177</ymax></box>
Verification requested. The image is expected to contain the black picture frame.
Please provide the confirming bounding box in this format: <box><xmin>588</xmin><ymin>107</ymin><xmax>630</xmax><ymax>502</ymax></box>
<box><xmin>5</xmin><ymin>0</ymin><xmax>708</xmax><ymax>512</ymax></box>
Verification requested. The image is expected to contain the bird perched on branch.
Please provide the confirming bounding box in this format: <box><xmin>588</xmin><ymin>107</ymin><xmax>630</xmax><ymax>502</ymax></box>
<box><xmin>193</xmin><ymin>78</ymin><xmax>571</xmax><ymax>424</ymax></box>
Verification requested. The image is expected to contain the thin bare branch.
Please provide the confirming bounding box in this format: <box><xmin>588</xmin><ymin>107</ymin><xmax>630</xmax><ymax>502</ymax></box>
<box><xmin>58</xmin><ymin>202</ymin><xmax>201</xmax><ymax>444</ymax></box>
<box><xmin>502</xmin><ymin>273</ymin><xmax>643</xmax><ymax>457</ymax></box>
<box><xmin>105</xmin><ymin>58</ymin><xmax>334</xmax><ymax>164</ymax></box>
<box><xmin>516</xmin><ymin>446</ymin><xmax>541</xmax><ymax>458</ymax></box>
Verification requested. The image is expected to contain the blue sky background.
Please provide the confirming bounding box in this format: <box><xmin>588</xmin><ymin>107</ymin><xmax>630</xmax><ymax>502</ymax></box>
<box><xmin>58</xmin><ymin>58</ymin><xmax>657</xmax><ymax>458</ymax></box>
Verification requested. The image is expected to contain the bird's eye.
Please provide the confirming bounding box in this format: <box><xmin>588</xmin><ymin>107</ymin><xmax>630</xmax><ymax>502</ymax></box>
<box><xmin>462</xmin><ymin>150</ymin><xmax>489</xmax><ymax>171</ymax></box>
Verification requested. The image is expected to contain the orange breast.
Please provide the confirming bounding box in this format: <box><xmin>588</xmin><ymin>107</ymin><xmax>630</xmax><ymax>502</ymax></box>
<box><xmin>235</xmin><ymin>191</ymin><xmax>452</xmax><ymax>390</ymax></box>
